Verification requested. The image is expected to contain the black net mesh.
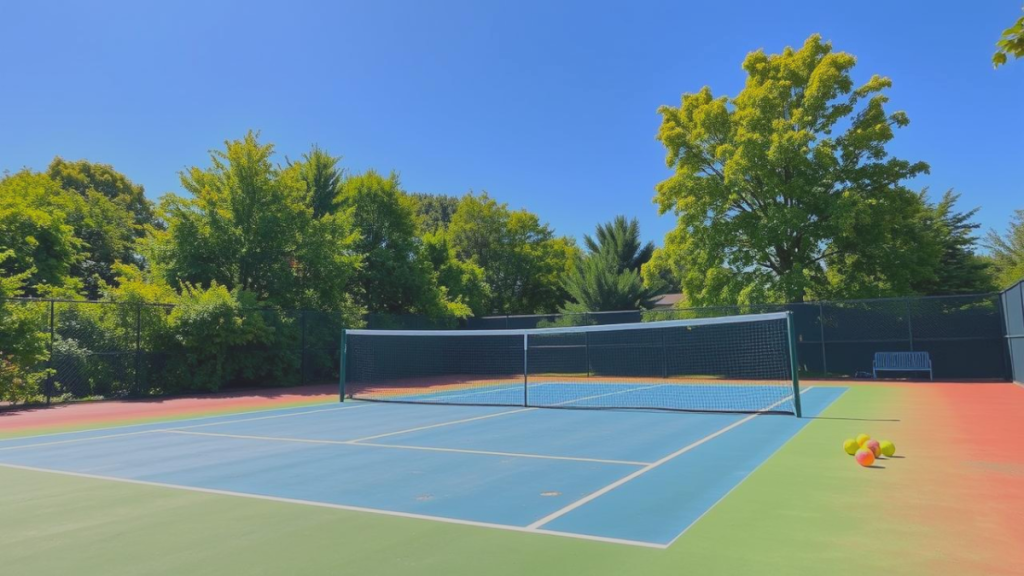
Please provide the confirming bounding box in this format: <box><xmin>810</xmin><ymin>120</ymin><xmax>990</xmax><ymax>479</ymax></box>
<box><xmin>346</xmin><ymin>313</ymin><xmax>797</xmax><ymax>414</ymax></box>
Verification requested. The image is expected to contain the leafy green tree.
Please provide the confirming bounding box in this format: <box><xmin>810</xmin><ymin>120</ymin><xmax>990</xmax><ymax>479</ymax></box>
<box><xmin>583</xmin><ymin>216</ymin><xmax>654</xmax><ymax>273</ymax></box>
<box><xmin>653</xmin><ymin>34</ymin><xmax>935</xmax><ymax>305</ymax></box>
<box><xmin>422</xmin><ymin>229</ymin><xmax>490</xmax><ymax>316</ymax></box>
<box><xmin>911</xmin><ymin>190</ymin><xmax>995</xmax><ymax>295</ymax></box>
<box><xmin>47</xmin><ymin>158</ymin><xmax>157</xmax><ymax>231</ymax></box>
<box><xmin>336</xmin><ymin>170</ymin><xmax>447</xmax><ymax>315</ymax></box>
<box><xmin>290</xmin><ymin>145</ymin><xmax>343</xmax><ymax>218</ymax></box>
<box><xmin>640</xmin><ymin>229</ymin><xmax>686</xmax><ymax>296</ymax></box>
<box><xmin>994</xmin><ymin>7</ymin><xmax>1024</xmax><ymax>67</ymax></box>
<box><xmin>45</xmin><ymin>159</ymin><xmax>158</xmax><ymax>296</ymax></box>
<box><xmin>0</xmin><ymin>171</ymin><xmax>82</xmax><ymax>294</ymax></box>
<box><xmin>413</xmin><ymin>193</ymin><xmax>461</xmax><ymax>232</ymax></box>
<box><xmin>448</xmin><ymin>192</ymin><xmax>575</xmax><ymax>314</ymax></box>
<box><xmin>987</xmin><ymin>209</ymin><xmax>1024</xmax><ymax>287</ymax></box>
<box><xmin>152</xmin><ymin>131</ymin><xmax>360</xmax><ymax>312</ymax></box>
<box><xmin>0</xmin><ymin>251</ymin><xmax>51</xmax><ymax>403</ymax></box>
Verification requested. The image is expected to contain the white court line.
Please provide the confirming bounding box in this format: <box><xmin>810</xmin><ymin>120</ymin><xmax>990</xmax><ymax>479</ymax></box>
<box><xmin>525</xmin><ymin>387</ymin><xmax>815</xmax><ymax>530</ymax></box>
<box><xmin>348</xmin><ymin>407</ymin><xmax>535</xmax><ymax>443</ymax></box>
<box><xmin>0</xmin><ymin>462</ymin><xmax>666</xmax><ymax>549</ymax></box>
<box><xmin>663</xmin><ymin>386</ymin><xmax>831</xmax><ymax>547</ymax></box>
<box><xmin>0</xmin><ymin>403</ymin><xmax>369</xmax><ymax>452</ymax></box>
<box><xmin>0</xmin><ymin>400</ymin><xmax>368</xmax><ymax>445</ymax></box>
<box><xmin>547</xmin><ymin>383</ymin><xmax>669</xmax><ymax>407</ymax></box>
<box><xmin>161</xmin><ymin>430</ymin><xmax>650</xmax><ymax>466</ymax></box>
<box><xmin>166</xmin><ymin>403</ymin><xmax>369</xmax><ymax>431</ymax></box>
<box><xmin>398</xmin><ymin>382</ymin><xmax>549</xmax><ymax>403</ymax></box>
<box><xmin>0</xmin><ymin>429</ymin><xmax>159</xmax><ymax>452</ymax></box>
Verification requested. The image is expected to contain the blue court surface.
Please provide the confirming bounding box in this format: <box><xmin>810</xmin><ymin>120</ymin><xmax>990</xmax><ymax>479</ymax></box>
<box><xmin>0</xmin><ymin>386</ymin><xmax>844</xmax><ymax>548</ymax></box>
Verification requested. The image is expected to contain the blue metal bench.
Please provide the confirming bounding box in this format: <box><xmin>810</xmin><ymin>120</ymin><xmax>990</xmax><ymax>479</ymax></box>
<box><xmin>873</xmin><ymin>352</ymin><xmax>933</xmax><ymax>380</ymax></box>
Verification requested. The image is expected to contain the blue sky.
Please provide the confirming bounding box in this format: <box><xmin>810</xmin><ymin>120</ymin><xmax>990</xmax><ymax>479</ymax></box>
<box><xmin>1</xmin><ymin>1</ymin><xmax>1022</xmax><ymax>246</ymax></box>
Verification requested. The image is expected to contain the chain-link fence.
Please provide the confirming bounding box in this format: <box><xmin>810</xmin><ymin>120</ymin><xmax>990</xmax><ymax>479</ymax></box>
<box><xmin>467</xmin><ymin>294</ymin><xmax>1009</xmax><ymax>381</ymax></box>
<box><xmin>0</xmin><ymin>299</ymin><xmax>355</xmax><ymax>405</ymax></box>
<box><xmin>2</xmin><ymin>292</ymin><xmax>1011</xmax><ymax>406</ymax></box>
<box><xmin>1002</xmin><ymin>281</ymin><xmax>1024</xmax><ymax>384</ymax></box>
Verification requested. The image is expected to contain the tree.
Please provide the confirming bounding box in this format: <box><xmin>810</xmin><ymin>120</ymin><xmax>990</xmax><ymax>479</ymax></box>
<box><xmin>583</xmin><ymin>216</ymin><xmax>654</xmax><ymax>273</ymax></box>
<box><xmin>151</xmin><ymin>131</ymin><xmax>360</xmax><ymax>311</ymax></box>
<box><xmin>413</xmin><ymin>193</ymin><xmax>461</xmax><ymax>232</ymax></box>
<box><xmin>561</xmin><ymin>254</ymin><xmax>661</xmax><ymax>313</ymax></box>
<box><xmin>290</xmin><ymin>145</ymin><xmax>343</xmax><ymax>218</ymax></box>
<box><xmin>994</xmin><ymin>7</ymin><xmax>1024</xmax><ymax>67</ymax></box>
<box><xmin>653</xmin><ymin>35</ymin><xmax>934</xmax><ymax>305</ymax></box>
<box><xmin>0</xmin><ymin>251</ymin><xmax>51</xmax><ymax>402</ymax></box>
<box><xmin>559</xmin><ymin>217</ymin><xmax>661</xmax><ymax>313</ymax></box>
<box><xmin>987</xmin><ymin>209</ymin><xmax>1024</xmax><ymax>288</ymax></box>
<box><xmin>0</xmin><ymin>171</ymin><xmax>83</xmax><ymax>294</ymax></box>
<box><xmin>47</xmin><ymin>157</ymin><xmax>157</xmax><ymax>231</ymax></box>
<box><xmin>449</xmin><ymin>193</ymin><xmax>575</xmax><ymax>314</ymax></box>
<box><xmin>336</xmin><ymin>170</ymin><xmax>447</xmax><ymax>316</ymax></box>
<box><xmin>911</xmin><ymin>190</ymin><xmax>995</xmax><ymax>295</ymax></box>
<box><xmin>2</xmin><ymin>166</ymin><xmax>145</xmax><ymax>297</ymax></box>
<box><xmin>422</xmin><ymin>229</ymin><xmax>490</xmax><ymax>316</ymax></box>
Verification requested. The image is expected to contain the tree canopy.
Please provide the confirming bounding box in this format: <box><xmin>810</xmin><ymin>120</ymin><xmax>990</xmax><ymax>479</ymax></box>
<box><xmin>149</xmin><ymin>131</ymin><xmax>360</xmax><ymax>313</ymax></box>
<box><xmin>994</xmin><ymin>7</ymin><xmax>1024</xmax><ymax>67</ymax></box>
<box><xmin>449</xmin><ymin>193</ymin><xmax>576</xmax><ymax>314</ymax></box>
<box><xmin>336</xmin><ymin>170</ymin><xmax>451</xmax><ymax>316</ymax></box>
<box><xmin>561</xmin><ymin>217</ymin><xmax>661</xmax><ymax>313</ymax></box>
<box><xmin>653</xmin><ymin>34</ymin><xmax>938</xmax><ymax>305</ymax></box>
<box><xmin>987</xmin><ymin>209</ymin><xmax>1024</xmax><ymax>288</ymax></box>
<box><xmin>413</xmin><ymin>193</ymin><xmax>461</xmax><ymax>232</ymax></box>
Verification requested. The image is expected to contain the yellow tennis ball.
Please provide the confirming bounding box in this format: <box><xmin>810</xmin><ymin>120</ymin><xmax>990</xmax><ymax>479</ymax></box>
<box><xmin>843</xmin><ymin>439</ymin><xmax>859</xmax><ymax>455</ymax></box>
<box><xmin>856</xmin><ymin>434</ymin><xmax>871</xmax><ymax>447</ymax></box>
<box><xmin>879</xmin><ymin>440</ymin><xmax>896</xmax><ymax>457</ymax></box>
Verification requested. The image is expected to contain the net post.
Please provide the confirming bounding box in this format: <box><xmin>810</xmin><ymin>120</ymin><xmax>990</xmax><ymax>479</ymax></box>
<box><xmin>339</xmin><ymin>328</ymin><xmax>347</xmax><ymax>403</ymax></box>
<box><xmin>786</xmin><ymin>311</ymin><xmax>802</xmax><ymax>417</ymax></box>
<box><xmin>523</xmin><ymin>333</ymin><xmax>529</xmax><ymax>407</ymax></box>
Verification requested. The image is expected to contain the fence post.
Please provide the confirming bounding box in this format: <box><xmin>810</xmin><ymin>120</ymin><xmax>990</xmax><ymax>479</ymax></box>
<box><xmin>818</xmin><ymin>302</ymin><xmax>828</xmax><ymax>376</ymax></box>
<box><xmin>134</xmin><ymin>303</ymin><xmax>142</xmax><ymax>395</ymax></box>
<box><xmin>46</xmin><ymin>300</ymin><xmax>55</xmax><ymax>405</ymax></box>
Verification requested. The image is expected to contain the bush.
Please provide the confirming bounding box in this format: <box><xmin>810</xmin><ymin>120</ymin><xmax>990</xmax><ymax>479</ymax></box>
<box><xmin>0</xmin><ymin>253</ymin><xmax>51</xmax><ymax>403</ymax></box>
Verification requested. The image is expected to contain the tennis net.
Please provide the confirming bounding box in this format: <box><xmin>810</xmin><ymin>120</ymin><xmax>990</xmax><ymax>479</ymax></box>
<box><xmin>342</xmin><ymin>311</ymin><xmax>801</xmax><ymax>416</ymax></box>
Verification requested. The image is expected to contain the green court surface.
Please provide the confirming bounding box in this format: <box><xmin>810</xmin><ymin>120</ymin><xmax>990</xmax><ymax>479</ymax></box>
<box><xmin>2</xmin><ymin>383</ymin><xmax>1022</xmax><ymax>576</ymax></box>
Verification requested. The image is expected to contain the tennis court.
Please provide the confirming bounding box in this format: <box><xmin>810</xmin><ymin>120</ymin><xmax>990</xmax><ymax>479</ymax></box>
<box><xmin>3</xmin><ymin>310</ymin><xmax>1023</xmax><ymax>575</ymax></box>
<box><xmin>0</xmin><ymin>385</ymin><xmax>842</xmax><ymax>547</ymax></box>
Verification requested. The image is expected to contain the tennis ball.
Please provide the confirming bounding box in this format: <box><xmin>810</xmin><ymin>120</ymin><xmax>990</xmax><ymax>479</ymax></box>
<box><xmin>855</xmin><ymin>448</ymin><xmax>875</xmax><ymax>467</ymax></box>
<box><xmin>843</xmin><ymin>439</ymin><xmax>859</xmax><ymax>455</ymax></box>
<box><xmin>856</xmin><ymin>433</ymin><xmax>871</xmax><ymax>447</ymax></box>
<box><xmin>865</xmin><ymin>439</ymin><xmax>882</xmax><ymax>457</ymax></box>
<box><xmin>880</xmin><ymin>440</ymin><xmax>896</xmax><ymax>457</ymax></box>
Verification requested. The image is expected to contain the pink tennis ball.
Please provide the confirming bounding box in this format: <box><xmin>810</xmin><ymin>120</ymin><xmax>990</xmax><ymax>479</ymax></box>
<box><xmin>865</xmin><ymin>439</ymin><xmax>882</xmax><ymax>457</ymax></box>
<box><xmin>855</xmin><ymin>448</ymin><xmax>875</xmax><ymax>467</ymax></box>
